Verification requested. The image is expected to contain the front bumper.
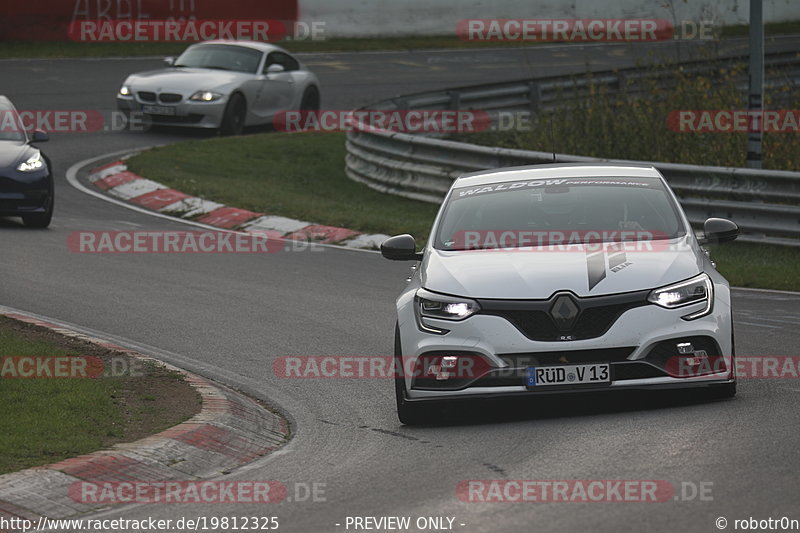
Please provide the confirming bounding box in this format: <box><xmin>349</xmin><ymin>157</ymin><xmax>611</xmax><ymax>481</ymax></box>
<box><xmin>117</xmin><ymin>95</ymin><xmax>227</xmax><ymax>129</ymax></box>
<box><xmin>398</xmin><ymin>290</ymin><xmax>734</xmax><ymax>402</ymax></box>
<box><xmin>0</xmin><ymin>172</ymin><xmax>52</xmax><ymax>215</ymax></box>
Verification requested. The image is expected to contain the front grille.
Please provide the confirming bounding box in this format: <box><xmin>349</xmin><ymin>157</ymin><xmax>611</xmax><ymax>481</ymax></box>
<box><xmin>613</xmin><ymin>362</ymin><xmax>666</xmax><ymax>380</ymax></box>
<box><xmin>138</xmin><ymin>91</ymin><xmax>157</xmax><ymax>103</ymax></box>
<box><xmin>479</xmin><ymin>290</ymin><xmax>650</xmax><ymax>341</ymax></box>
<box><xmin>146</xmin><ymin>114</ymin><xmax>204</xmax><ymax>124</ymax></box>
<box><xmin>0</xmin><ymin>198</ymin><xmax>45</xmax><ymax>211</ymax></box>
<box><xmin>499</xmin><ymin>347</ymin><xmax>635</xmax><ymax>367</ymax></box>
<box><xmin>158</xmin><ymin>93</ymin><xmax>182</xmax><ymax>104</ymax></box>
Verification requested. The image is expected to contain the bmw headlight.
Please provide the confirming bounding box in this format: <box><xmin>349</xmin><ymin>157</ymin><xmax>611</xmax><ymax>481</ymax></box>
<box><xmin>647</xmin><ymin>273</ymin><xmax>713</xmax><ymax>320</ymax></box>
<box><xmin>190</xmin><ymin>91</ymin><xmax>223</xmax><ymax>102</ymax></box>
<box><xmin>118</xmin><ymin>85</ymin><xmax>131</xmax><ymax>97</ymax></box>
<box><xmin>414</xmin><ymin>288</ymin><xmax>480</xmax><ymax>334</ymax></box>
<box><xmin>17</xmin><ymin>151</ymin><xmax>44</xmax><ymax>172</ymax></box>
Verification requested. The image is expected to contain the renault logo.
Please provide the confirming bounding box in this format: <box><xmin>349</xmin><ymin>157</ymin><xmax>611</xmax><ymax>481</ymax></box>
<box><xmin>549</xmin><ymin>294</ymin><xmax>579</xmax><ymax>331</ymax></box>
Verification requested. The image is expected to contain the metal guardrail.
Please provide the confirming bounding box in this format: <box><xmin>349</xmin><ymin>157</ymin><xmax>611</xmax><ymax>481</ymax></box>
<box><xmin>345</xmin><ymin>49</ymin><xmax>800</xmax><ymax>247</ymax></box>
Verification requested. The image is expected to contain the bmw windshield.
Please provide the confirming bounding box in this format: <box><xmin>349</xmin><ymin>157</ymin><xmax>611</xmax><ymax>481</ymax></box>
<box><xmin>173</xmin><ymin>44</ymin><xmax>263</xmax><ymax>74</ymax></box>
<box><xmin>435</xmin><ymin>176</ymin><xmax>686</xmax><ymax>250</ymax></box>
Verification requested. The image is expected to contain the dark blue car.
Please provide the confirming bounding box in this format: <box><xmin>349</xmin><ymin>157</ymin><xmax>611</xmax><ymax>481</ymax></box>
<box><xmin>0</xmin><ymin>96</ymin><xmax>53</xmax><ymax>228</ymax></box>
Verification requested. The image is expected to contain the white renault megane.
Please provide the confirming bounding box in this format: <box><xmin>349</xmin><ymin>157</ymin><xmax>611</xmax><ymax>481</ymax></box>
<box><xmin>382</xmin><ymin>164</ymin><xmax>739</xmax><ymax>424</ymax></box>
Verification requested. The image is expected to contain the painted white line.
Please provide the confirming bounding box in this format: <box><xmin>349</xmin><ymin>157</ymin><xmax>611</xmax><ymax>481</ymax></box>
<box><xmin>732</xmin><ymin>287</ymin><xmax>800</xmax><ymax>297</ymax></box>
<box><xmin>66</xmin><ymin>149</ymin><xmax>379</xmax><ymax>254</ymax></box>
<box><xmin>736</xmin><ymin>320</ymin><xmax>783</xmax><ymax>329</ymax></box>
<box><xmin>65</xmin><ymin>147</ymin><xmax>240</xmax><ymax>233</ymax></box>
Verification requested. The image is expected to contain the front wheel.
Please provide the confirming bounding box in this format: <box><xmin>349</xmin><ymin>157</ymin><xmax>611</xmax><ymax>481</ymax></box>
<box><xmin>394</xmin><ymin>323</ymin><xmax>435</xmax><ymax>425</ymax></box>
<box><xmin>23</xmin><ymin>196</ymin><xmax>53</xmax><ymax>228</ymax></box>
<box><xmin>220</xmin><ymin>93</ymin><xmax>246</xmax><ymax>136</ymax></box>
<box><xmin>300</xmin><ymin>86</ymin><xmax>320</xmax><ymax>111</ymax></box>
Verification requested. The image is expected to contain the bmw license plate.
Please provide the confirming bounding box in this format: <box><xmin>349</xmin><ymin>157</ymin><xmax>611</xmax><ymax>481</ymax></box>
<box><xmin>142</xmin><ymin>105</ymin><xmax>176</xmax><ymax>115</ymax></box>
<box><xmin>527</xmin><ymin>363</ymin><xmax>610</xmax><ymax>387</ymax></box>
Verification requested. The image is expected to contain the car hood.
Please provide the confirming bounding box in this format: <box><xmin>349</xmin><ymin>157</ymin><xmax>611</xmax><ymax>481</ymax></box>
<box><xmin>420</xmin><ymin>236</ymin><xmax>703</xmax><ymax>299</ymax></box>
<box><xmin>126</xmin><ymin>68</ymin><xmax>252</xmax><ymax>91</ymax></box>
<box><xmin>0</xmin><ymin>142</ymin><xmax>32</xmax><ymax>169</ymax></box>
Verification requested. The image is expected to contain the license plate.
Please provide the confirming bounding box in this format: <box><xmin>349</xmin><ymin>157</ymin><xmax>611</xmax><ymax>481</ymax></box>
<box><xmin>142</xmin><ymin>105</ymin><xmax>176</xmax><ymax>115</ymax></box>
<box><xmin>527</xmin><ymin>363</ymin><xmax>610</xmax><ymax>387</ymax></box>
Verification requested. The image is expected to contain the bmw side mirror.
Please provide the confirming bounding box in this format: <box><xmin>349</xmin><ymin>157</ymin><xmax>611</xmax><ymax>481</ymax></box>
<box><xmin>700</xmin><ymin>218</ymin><xmax>738</xmax><ymax>245</ymax></box>
<box><xmin>381</xmin><ymin>234</ymin><xmax>423</xmax><ymax>261</ymax></box>
<box><xmin>266</xmin><ymin>63</ymin><xmax>285</xmax><ymax>74</ymax></box>
<box><xmin>29</xmin><ymin>130</ymin><xmax>49</xmax><ymax>143</ymax></box>
<box><xmin>164</xmin><ymin>56</ymin><xmax>176</xmax><ymax>67</ymax></box>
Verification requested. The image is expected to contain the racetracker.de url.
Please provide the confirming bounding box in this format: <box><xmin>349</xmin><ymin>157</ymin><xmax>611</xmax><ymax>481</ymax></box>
<box><xmin>0</xmin><ymin>515</ymin><xmax>280</xmax><ymax>532</ymax></box>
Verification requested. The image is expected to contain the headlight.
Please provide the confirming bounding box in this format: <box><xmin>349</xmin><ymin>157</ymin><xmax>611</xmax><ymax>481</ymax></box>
<box><xmin>647</xmin><ymin>273</ymin><xmax>713</xmax><ymax>320</ymax></box>
<box><xmin>414</xmin><ymin>288</ymin><xmax>480</xmax><ymax>334</ymax></box>
<box><xmin>190</xmin><ymin>91</ymin><xmax>223</xmax><ymax>102</ymax></box>
<box><xmin>17</xmin><ymin>151</ymin><xmax>44</xmax><ymax>172</ymax></box>
<box><xmin>118</xmin><ymin>85</ymin><xmax>131</xmax><ymax>97</ymax></box>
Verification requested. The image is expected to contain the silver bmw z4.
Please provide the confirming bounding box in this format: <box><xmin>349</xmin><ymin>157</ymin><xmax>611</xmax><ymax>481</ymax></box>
<box><xmin>382</xmin><ymin>163</ymin><xmax>739</xmax><ymax>425</ymax></box>
<box><xmin>116</xmin><ymin>40</ymin><xmax>320</xmax><ymax>135</ymax></box>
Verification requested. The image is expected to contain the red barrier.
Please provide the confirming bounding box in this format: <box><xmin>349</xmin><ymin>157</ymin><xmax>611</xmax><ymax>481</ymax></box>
<box><xmin>0</xmin><ymin>0</ymin><xmax>298</xmax><ymax>41</ymax></box>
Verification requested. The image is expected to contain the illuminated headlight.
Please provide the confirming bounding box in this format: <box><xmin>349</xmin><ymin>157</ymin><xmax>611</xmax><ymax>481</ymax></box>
<box><xmin>17</xmin><ymin>151</ymin><xmax>44</xmax><ymax>172</ymax></box>
<box><xmin>414</xmin><ymin>288</ymin><xmax>480</xmax><ymax>334</ymax></box>
<box><xmin>190</xmin><ymin>91</ymin><xmax>223</xmax><ymax>102</ymax></box>
<box><xmin>118</xmin><ymin>85</ymin><xmax>131</xmax><ymax>97</ymax></box>
<box><xmin>647</xmin><ymin>273</ymin><xmax>713</xmax><ymax>320</ymax></box>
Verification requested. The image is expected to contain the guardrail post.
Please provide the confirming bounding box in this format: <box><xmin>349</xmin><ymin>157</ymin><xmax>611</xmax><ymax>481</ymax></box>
<box><xmin>528</xmin><ymin>82</ymin><xmax>541</xmax><ymax>111</ymax></box>
<box><xmin>449</xmin><ymin>91</ymin><xmax>461</xmax><ymax>111</ymax></box>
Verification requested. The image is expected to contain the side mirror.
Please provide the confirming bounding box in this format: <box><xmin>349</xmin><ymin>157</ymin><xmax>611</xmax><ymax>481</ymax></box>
<box><xmin>266</xmin><ymin>63</ymin><xmax>285</xmax><ymax>74</ymax></box>
<box><xmin>29</xmin><ymin>130</ymin><xmax>49</xmax><ymax>143</ymax></box>
<box><xmin>700</xmin><ymin>218</ymin><xmax>738</xmax><ymax>244</ymax></box>
<box><xmin>381</xmin><ymin>234</ymin><xmax>422</xmax><ymax>261</ymax></box>
<box><xmin>164</xmin><ymin>56</ymin><xmax>175</xmax><ymax>67</ymax></box>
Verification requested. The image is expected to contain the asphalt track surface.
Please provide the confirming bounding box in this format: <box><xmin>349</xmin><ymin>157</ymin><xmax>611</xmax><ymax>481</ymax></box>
<box><xmin>1</xmin><ymin>38</ymin><xmax>799</xmax><ymax>532</ymax></box>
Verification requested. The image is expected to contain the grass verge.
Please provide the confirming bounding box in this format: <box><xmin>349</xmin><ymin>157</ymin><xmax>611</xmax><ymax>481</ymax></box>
<box><xmin>708</xmin><ymin>242</ymin><xmax>800</xmax><ymax>292</ymax></box>
<box><xmin>0</xmin><ymin>315</ymin><xmax>201</xmax><ymax>475</ymax></box>
<box><xmin>1</xmin><ymin>22</ymin><xmax>798</xmax><ymax>58</ymax></box>
<box><xmin>125</xmin><ymin>131</ymin><xmax>798</xmax><ymax>291</ymax></box>
<box><xmin>125</xmin><ymin>132</ymin><xmax>440</xmax><ymax>241</ymax></box>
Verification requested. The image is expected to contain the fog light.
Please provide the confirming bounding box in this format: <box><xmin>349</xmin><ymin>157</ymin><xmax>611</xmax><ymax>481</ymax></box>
<box><xmin>682</xmin><ymin>350</ymin><xmax>708</xmax><ymax>367</ymax></box>
<box><xmin>677</xmin><ymin>342</ymin><xmax>694</xmax><ymax>355</ymax></box>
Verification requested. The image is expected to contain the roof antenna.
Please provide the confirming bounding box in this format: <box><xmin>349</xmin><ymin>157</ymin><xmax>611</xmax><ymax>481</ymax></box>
<box><xmin>548</xmin><ymin>111</ymin><xmax>556</xmax><ymax>163</ymax></box>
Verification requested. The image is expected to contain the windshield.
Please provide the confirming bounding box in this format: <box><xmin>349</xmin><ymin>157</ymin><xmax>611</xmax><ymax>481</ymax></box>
<box><xmin>435</xmin><ymin>176</ymin><xmax>686</xmax><ymax>250</ymax></box>
<box><xmin>174</xmin><ymin>44</ymin><xmax>263</xmax><ymax>74</ymax></box>
<box><xmin>0</xmin><ymin>101</ymin><xmax>26</xmax><ymax>142</ymax></box>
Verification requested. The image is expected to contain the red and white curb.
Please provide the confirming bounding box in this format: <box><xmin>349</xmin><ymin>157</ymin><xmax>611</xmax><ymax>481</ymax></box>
<box><xmin>89</xmin><ymin>159</ymin><xmax>390</xmax><ymax>249</ymax></box>
<box><xmin>0</xmin><ymin>312</ymin><xmax>289</xmax><ymax>521</ymax></box>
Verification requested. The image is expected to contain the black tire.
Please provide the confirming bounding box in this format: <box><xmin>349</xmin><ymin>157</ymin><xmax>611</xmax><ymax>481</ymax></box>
<box><xmin>706</xmin><ymin>381</ymin><xmax>736</xmax><ymax>399</ymax></box>
<box><xmin>300</xmin><ymin>86</ymin><xmax>320</xmax><ymax>111</ymax></box>
<box><xmin>220</xmin><ymin>93</ymin><xmax>246</xmax><ymax>136</ymax></box>
<box><xmin>707</xmin><ymin>329</ymin><xmax>737</xmax><ymax>399</ymax></box>
<box><xmin>394</xmin><ymin>323</ymin><xmax>435</xmax><ymax>425</ymax></box>
<box><xmin>23</xmin><ymin>195</ymin><xmax>53</xmax><ymax>228</ymax></box>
